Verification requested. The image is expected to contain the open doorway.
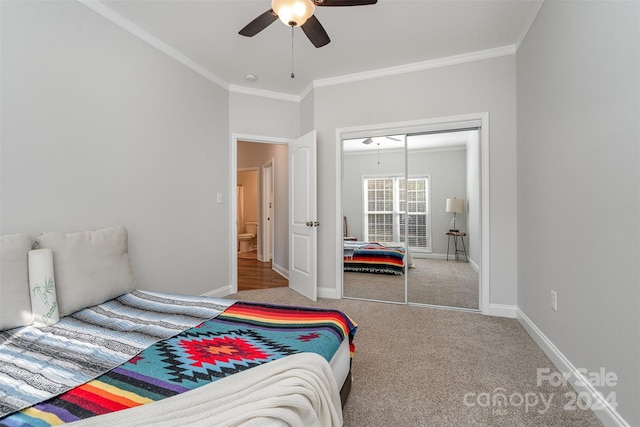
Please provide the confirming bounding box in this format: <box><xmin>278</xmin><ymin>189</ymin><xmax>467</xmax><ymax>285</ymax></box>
<box><xmin>236</xmin><ymin>140</ymin><xmax>289</xmax><ymax>291</ymax></box>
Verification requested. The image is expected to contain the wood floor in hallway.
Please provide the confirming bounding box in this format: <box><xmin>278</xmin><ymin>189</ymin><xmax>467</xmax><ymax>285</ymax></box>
<box><xmin>237</xmin><ymin>251</ymin><xmax>288</xmax><ymax>291</ymax></box>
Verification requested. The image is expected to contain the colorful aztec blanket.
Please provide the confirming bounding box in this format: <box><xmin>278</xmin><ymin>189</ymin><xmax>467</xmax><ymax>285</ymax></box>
<box><xmin>0</xmin><ymin>301</ymin><xmax>357</xmax><ymax>426</ymax></box>
<box><xmin>344</xmin><ymin>242</ymin><xmax>405</xmax><ymax>275</ymax></box>
<box><xmin>0</xmin><ymin>291</ymin><xmax>233</xmax><ymax>418</ymax></box>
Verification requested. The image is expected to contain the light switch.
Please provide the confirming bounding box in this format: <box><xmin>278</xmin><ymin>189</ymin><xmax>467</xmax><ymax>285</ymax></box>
<box><xmin>217</xmin><ymin>193</ymin><xmax>223</xmax><ymax>203</ymax></box>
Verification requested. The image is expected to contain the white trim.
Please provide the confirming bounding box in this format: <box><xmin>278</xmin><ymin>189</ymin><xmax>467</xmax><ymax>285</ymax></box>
<box><xmin>340</xmin><ymin>116</ymin><xmax>483</xmax><ymax>140</ymax></box>
<box><xmin>479</xmin><ymin>114</ymin><xmax>491</xmax><ymax>316</ymax></box>
<box><xmin>318</xmin><ymin>287</ymin><xmax>340</xmax><ymax>300</ymax></box>
<box><xmin>300</xmin><ymin>84</ymin><xmax>315</xmax><ymax>102</ymax></box>
<box><xmin>515</xmin><ymin>0</ymin><xmax>545</xmax><ymax>51</ymax></box>
<box><xmin>261</xmin><ymin>159</ymin><xmax>275</xmax><ymax>263</ymax></box>
<box><xmin>517</xmin><ymin>309</ymin><xmax>630</xmax><ymax>427</ymax></box>
<box><xmin>271</xmin><ymin>261</ymin><xmax>289</xmax><ymax>280</ymax></box>
<box><xmin>229</xmin><ymin>84</ymin><xmax>300</xmax><ymax>103</ymax></box>
<box><xmin>231</xmin><ymin>133</ymin><xmax>293</xmax><ymax>296</ymax></box>
<box><xmin>201</xmin><ymin>286</ymin><xmax>232</xmax><ymax>298</ymax></box>
<box><xmin>485</xmin><ymin>303</ymin><xmax>517</xmax><ymax>318</ymax></box>
<box><xmin>78</xmin><ymin>0</ymin><xmax>228</xmax><ymax>90</ymax></box>
<box><xmin>314</xmin><ymin>46</ymin><xmax>515</xmax><ymax>91</ymax></box>
<box><xmin>336</xmin><ymin>113</ymin><xmax>490</xmax><ymax>311</ymax></box>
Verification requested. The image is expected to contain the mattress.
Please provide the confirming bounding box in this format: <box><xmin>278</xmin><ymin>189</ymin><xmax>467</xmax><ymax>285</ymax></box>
<box><xmin>330</xmin><ymin>336</ymin><xmax>350</xmax><ymax>389</ymax></box>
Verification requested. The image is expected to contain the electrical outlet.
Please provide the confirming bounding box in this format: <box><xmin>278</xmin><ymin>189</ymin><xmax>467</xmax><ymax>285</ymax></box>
<box><xmin>551</xmin><ymin>290</ymin><xmax>558</xmax><ymax>311</ymax></box>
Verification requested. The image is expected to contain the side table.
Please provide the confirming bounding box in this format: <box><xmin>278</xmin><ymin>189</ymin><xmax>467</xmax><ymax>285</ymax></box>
<box><xmin>446</xmin><ymin>231</ymin><xmax>467</xmax><ymax>261</ymax></box>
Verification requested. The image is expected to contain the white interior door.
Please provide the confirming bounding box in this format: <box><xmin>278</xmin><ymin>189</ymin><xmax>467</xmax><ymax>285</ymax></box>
<box><xmin>289</xmin><ymin>130</ymin><xmax>317</xmax><ymax>301</ymax></box>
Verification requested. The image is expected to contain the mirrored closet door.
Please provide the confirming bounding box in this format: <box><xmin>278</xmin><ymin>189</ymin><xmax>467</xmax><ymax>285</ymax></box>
<box><xmin>342</xmin><ymin>135</ymin><xmax>407</xmax><ymax>303</ymax></box>
<box><xmin>342</xmin><ymin>128</ymin><xmax>480</xmax><ymax>310</ymax></box>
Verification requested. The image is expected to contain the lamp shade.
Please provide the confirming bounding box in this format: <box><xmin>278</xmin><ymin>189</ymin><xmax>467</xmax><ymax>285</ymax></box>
<box><xmin>272</xmin><ymin>0</ymin><xmax>315</xmax><ymax>27</ymax></box>
<box><xmin>446</xmin><ymin>198</ymin><xmax>465</xmax><ymax>213</ymax></box>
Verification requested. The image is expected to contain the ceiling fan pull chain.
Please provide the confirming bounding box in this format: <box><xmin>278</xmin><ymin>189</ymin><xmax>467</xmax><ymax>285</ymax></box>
<box><xmin>290</xmin><ymin>26</ymin><xmax>295</xmax><ymax>79</ymax></box>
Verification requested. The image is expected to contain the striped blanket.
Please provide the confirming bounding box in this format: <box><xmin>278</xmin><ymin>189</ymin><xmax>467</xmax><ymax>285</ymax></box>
<box><xmin>0</xmin><ymin>291</ymin><xmax>233</xmax><ymax>418</ymax></box>
<box><xmin>344</xmin><ymin>242</ymin><xmax>406</xmax><ymax>275</ymax></box>
<box><xmin>0</xmin><ymin>301</ymin><xmax>357</xmax><ymax>426</ymax></box>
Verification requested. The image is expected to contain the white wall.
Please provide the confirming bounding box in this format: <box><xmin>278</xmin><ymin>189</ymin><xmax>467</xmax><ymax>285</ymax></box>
<box><xmin>1</xmin><ymin>0</ymin><xmax>230</xmax><ymax>296</ymax></box>
<box><xmin>313</xmin><ymin>55</ymin><xmax>518</xmax><ymax>307</ymax></box>
<box><xmin>516</xmin><ymin>1</ymin><xmax>640</xmax><ymax>425</ymax></box>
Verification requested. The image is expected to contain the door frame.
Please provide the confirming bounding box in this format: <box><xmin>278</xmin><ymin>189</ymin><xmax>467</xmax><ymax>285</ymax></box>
<box><xmin>261</xmin><ymin>159</ymin><xmax>275</xmax><ymax>262</ymax></box>
<box><xmin>335</xmin><ymin>113</ymin><xmax>491</xmax><ymax>314</ymax></box>
<box><xmin>230</xmin><ymin>133</ymin><xmax>292</xmax><ymax>295</ymax></box>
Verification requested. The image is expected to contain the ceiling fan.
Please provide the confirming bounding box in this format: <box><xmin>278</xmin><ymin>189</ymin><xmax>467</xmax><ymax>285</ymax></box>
<box><xmin>239</xmin><ymin>0</ymin><xmax>378</xmax><ymax>48</ymax></box>
<box><xmin>362</xmin><ymin>136</ymin><xmax>402</xmax><ymax>145</ymax></box>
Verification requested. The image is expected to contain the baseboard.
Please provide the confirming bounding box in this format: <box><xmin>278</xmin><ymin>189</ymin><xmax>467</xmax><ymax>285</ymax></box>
<box><xmin>201</xmin><ymin>285</ymin><xmax>232</xmax><ymax>298</ymax></box>
<box><xmin>468</xmin><ymin>257</ymin><xmax>479</xmax><ymax>273</ymax></box>
<box><xmin>318</xmin><ymin>287</ymin><xmax>340</xmax><ymax>299</ymax></box>
<box><xmin>271</xmin><ymin>262</ymin><xmax>288</xmax><ymax>280</ymax></box>
<box><xmin>517</xmin><ymin>309</ymin><xmax>629</xmax><ymax>427</ymax></box>
<box><xmin>484</xmin><ymin>303</ymin><xmax>517</xmax><ymax>318</ymax></box>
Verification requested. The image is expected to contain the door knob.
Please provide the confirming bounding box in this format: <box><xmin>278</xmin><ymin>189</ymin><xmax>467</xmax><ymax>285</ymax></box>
<box><xmin>306</xmin><ymin>221</ymin><xmax>313</xmax><ymax>226</ymax></box>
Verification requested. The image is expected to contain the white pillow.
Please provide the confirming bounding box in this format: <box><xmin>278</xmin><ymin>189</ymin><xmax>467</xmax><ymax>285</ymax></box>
<box><xmin>1</xmin><ymin>233</ymin><xmax>34</xmax><ymax>330</ymax></box>
<box><xmin>35</xmin><ymin>226</ymin><xmax>136</xmax><ymax>316</ymax></box>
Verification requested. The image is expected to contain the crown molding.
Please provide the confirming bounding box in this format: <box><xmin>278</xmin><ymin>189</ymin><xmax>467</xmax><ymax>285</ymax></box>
<box><xmin>312</xmin><ymin>45</ymin><xmax>516</xmax><ymax>90</ymax></box>
<box><xmin>515</xmin><ymin>0</ymin><xmax>545</xmax><ymax>51</ymax></box>
<box><xmin>228</xmin><ymin>84</ymin><xmax>300</xmax><ymax>103</ymax></box>
<box><xmin>79</xmin><ymin>1</ymin><xmax>519</xmax><ymax>103</ymax></box>
<box><xmin>78</xmin><ymin>0</ymin><xmax>229</xmax><ymax>91</ymax></box>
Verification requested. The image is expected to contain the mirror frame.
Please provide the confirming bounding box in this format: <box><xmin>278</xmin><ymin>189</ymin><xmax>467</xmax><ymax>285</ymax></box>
<box><xmin>335</xmin><ymin>113</ymin><xmax>490</xmax><ymax>313</ymax></box>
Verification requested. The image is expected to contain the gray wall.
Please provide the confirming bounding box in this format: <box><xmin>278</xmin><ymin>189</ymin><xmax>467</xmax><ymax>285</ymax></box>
<box><xmin>313</xmin><ymin>55</ymin><xmax>517</xmax><ymax>306</ymax></box>
<box><xmin>229</xmin><ymin>92</ymin><xmax>300</xmax><ymax>138</ymax></box>
<box><xmin>517</xmin><ymin>1</ymin><xmax>639</xmax><ymax>424</ymax></box>
<box><xmin>1</xmin><ymin>0</ymin><xmax>230</xmax><ymax>296</ymax></box>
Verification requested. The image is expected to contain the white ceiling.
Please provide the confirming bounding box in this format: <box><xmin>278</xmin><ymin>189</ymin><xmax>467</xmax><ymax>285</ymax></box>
<box><xmin>97</xmin><ymin>0</ymin><xmax>541</xmax><ymax>98</ymax></box>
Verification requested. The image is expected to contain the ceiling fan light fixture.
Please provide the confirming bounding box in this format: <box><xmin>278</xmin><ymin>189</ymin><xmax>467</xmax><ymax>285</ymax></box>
<box><xmin>272</xmin><ymin>0</ymin><xmax>315</xmax><ymax>27</ymax></box>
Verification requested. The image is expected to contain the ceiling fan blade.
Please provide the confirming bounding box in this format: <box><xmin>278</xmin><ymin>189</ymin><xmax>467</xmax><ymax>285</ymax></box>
<box><xmin>362</xmin><ymin>138</ymin><xmax>373</xmax><ymax>145</ymax></box>
<box><xmin>301</xmin><ymin>15</ymin><xmax>331</xmax><ymax>48</ymax></box>
<box><xmin>239</xmin><ymin>9</ymin><xmax>278</xmax><ymax>37</ymax></box>
<box><xmin>314</xmin><ymin>0</ymin><xmax>377</xmax><ymax>6</ymax></box>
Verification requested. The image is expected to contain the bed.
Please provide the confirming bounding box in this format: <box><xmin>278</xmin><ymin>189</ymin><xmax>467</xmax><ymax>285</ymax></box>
<box><xmin>0</xmin><ymin>227</ymin><xmax>357</xmax><ymax>426</ymax></box>
<box><xmin>343</xmin><ymin>241</ymin><xmax>410</xmax><ymax>275</ymax></box>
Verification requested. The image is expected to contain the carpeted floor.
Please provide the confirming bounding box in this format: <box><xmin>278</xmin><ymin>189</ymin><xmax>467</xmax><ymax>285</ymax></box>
<box><xmin>344</xmin><ymin>258</ymin><xmax>479</xmax><ymax>309</ymax></box>
<box><xmin>226</xmin><ymin>287</ymin><xmax>603</xmax><ymax>427</ymax></box>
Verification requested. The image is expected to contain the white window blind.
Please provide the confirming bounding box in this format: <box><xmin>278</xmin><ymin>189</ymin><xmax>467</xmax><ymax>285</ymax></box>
<box><xmin>364</xmin><ymin>176</ymin><xmax>431</xmax><ymax>251</ymax></box>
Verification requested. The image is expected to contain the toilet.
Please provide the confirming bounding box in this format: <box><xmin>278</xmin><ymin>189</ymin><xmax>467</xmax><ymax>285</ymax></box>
<box><xmin>238</xmin><ymin>222</ymin><xmax>257</xmax><ymax>253</ymax></box>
